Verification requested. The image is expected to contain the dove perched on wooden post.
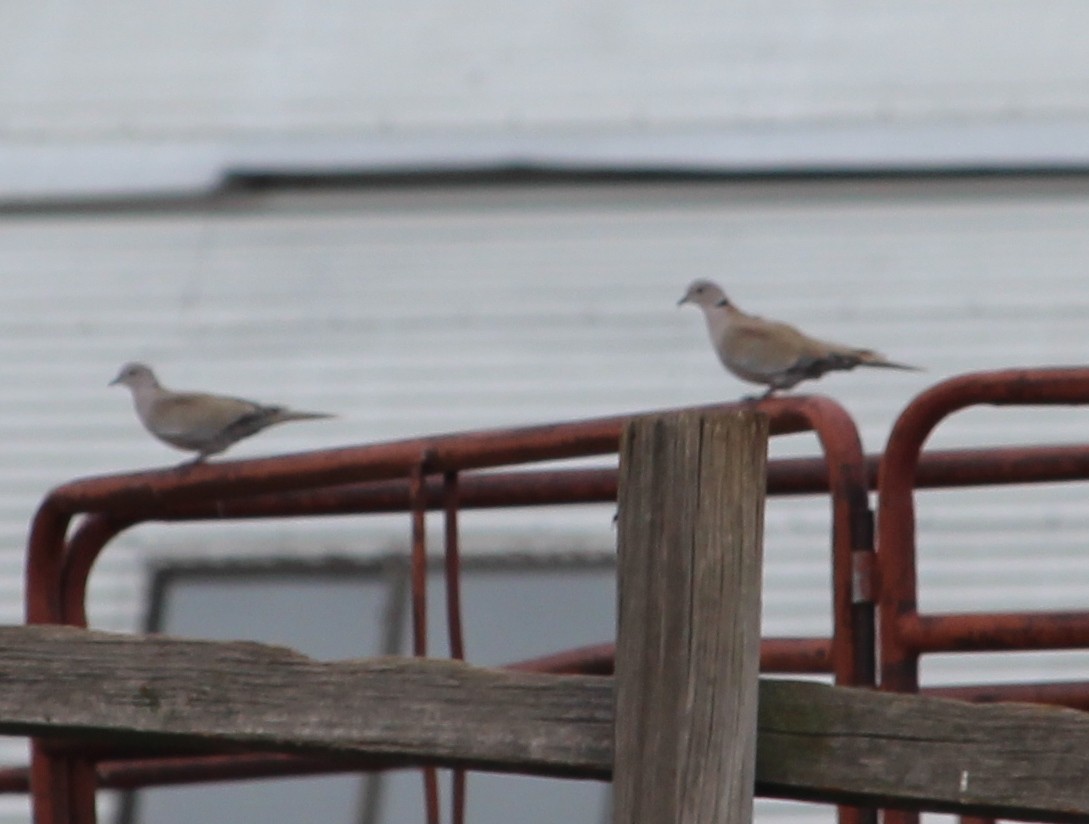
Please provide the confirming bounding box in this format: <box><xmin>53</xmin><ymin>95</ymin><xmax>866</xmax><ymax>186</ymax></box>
<box><xmin>110</xmin><ymin>362</ymin><xmax>333</xmax><ymax>463</ymax></box>
<box><xmin>678</xmin><ymin>279</ymin><xmax>918</xmax><ymax>398</ymax></box>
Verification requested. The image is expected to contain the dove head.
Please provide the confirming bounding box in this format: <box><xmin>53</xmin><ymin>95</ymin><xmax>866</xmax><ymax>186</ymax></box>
<box><xmin>110</xmin><ymin>362</ymin><xmax>161</xmax><ymax>391</ymax></box>
<box><xmin>678</xmin><ymin>279</ymin><xmax>730</xmax><ymax>309</ymax></box>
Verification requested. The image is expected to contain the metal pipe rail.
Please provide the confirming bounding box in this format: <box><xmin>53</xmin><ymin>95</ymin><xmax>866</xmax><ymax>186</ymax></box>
<box><xmin>24</xmin><ymin>395</ymin><xmax>875</xmax><ymax>824</ymax></box>
<box><xmin>876</xmin><ymin>367</ymin><xmax>1089</xmax><ymax>824</ymax></box>
<box><xmin>878</xmin><ymin>368</ymin><xmax>1089</xmax><ymax>693</ymax></box>
<box><xmin>19</xmin><ymin>370</ymin><xmax>1089</xmax><ymax>824</ymax></box>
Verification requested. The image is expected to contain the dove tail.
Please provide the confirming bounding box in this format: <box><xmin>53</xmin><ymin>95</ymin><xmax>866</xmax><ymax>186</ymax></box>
<box><xmin>272</xmin><ymin>409</ymin><xmax>336</xmax><ymax>424</ymax></box>
<box><xmin>856</xmin><ymin>350</ymin><xmax>921</xmax><ymax>371</ymax></box>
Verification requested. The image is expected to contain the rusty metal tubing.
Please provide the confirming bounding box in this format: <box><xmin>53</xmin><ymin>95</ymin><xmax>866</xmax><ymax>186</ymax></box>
<box><xmin>39</xmin><ymin>400</ymin><xmax>814</xmax><ymax>518</ymax></box>
<box><xmin>923</xmin><ymin>680</ymin><xmax>1089</xmax><ymax>711</ymax></box>
<box><xmin>61</xmin><ymin>515</ymin><xmax>135</xmax><ymax>628</ymax></box>
<box><xmin>19</xmin><ymin>385</ymin><xmax>1089</xmax><ymax>818</ymax></box>
<box><xmin>868</xmin><ymin>368</ymin><xmax>1089</xmax><ymax>824</ymax></box>
<box><xmin>407</xmin><ymin>460</ymin><xmax>441</xmax><ymax>824</ymax></box>
<box><xmin>45</xmin><ymin>442</ymin><xmax>1089</xmax><ymax>526</ymax></box>
<box><xmin>96</xmin><ymin>754</ymin><xmax>408</xmax><ymax>789</ymax></box>
<box><xmin>67</xmin><ymin>759</ymin><xmax>96</xmax><ymax>824</ymax></box>
<box><xmin>785</xmin><ymin>397</ymin><xmax>874</xmax><ymax>692</ymax></box>
<box><xmin>53</xmin><ymin>468</ymin><xmax>622</xmax><ymax>653</ymax></box>
<box><xmin>0</xmin><ymin>768</ymin><xmax>29</xmax><ymax>793</ymax></box>
<box><xmin>52</xmin><ymin>418</ymin><xmax>1089</xmax><ymax>689</ymax></box>
<box><xmin>94</xmin><ymin>750</ymin><xmax>601</xmax><ymax>786</ymax></box>
<box><xmin>27</xmin><ymin>386</ymin><xmax>1089</xmax><ymax>822</ymax></box>
<box><xmin>409</xmin><ymin>460</ymin><xmax>429</xmax><ymax>660</ymax></box>
<box><xmin>59</xmin><ymin>397</ymin><xmax>865</xmax><ymax>677</ymax></box>
<box><xmin>877</xmin><ymin>367</ymin><xmax>1089</xmax><ymax>694</ymax></box>
<box><xmin>758</xmin><ymin>637</ymin><xmax>834</xmax><ymax>674</ymax></box>
<box><xmin>26</xmin><ymin>396</ymin><xmax>869</xmax><ymax>824</ymax></box>
<box><xmin>0</xmin><ymin>755</ymin><xmax>456</xmax><ymax>794</ymax></box>
<box><xmin>35</xmin><ymin>403</ymin><xmax>821</xmax><ymax>639</ymax></box>
<box><xmin>444</xmin><ymin>471</ymin><xmax>465</xmax><ymax>661</ymax></box>
<box><xmin>29</xmin><ymin>399</ymin><xmax>816</xmax><ymax>631</ymax></box>
<box><xmin>47</xmin><ymin>437</ymin><xmax>1089</xmax><ymax>653</ymax></box>
<box><xmin>503</xmin><ymin>637</ymin><xmax>832</xmax><ymax>677</ymax></box>
<box><xmin>87</xmin><ymin>468</ymin><xmax>619</xmax><ymax>523</ymax></box>
<box><xmin>901</xmin><ymin>611</ymin><xmax>1089</xmax><ymax>654</ymax></box>
<box><xmin>36</xmin><ymin>391</ymin><xmax>1089</xmax><ymax>815</ymax></box>
<box><xmin>53</xmin><ymin>438</ymin><xmax>1089</xmax><ymax>682</ymax></box>
<box><xmin>23</xmin><ymin>398</ymin><xmax>846</xmax><ymax>822</ymax></box>
<box><xmin>26</xmin><ymin>499</ymin><xmax>74</xmax><ymax>626</ymax></box>
<box><xmin>443</xmin><ymin>470</ymin><xmax>467</xmax><ymax>824</ymax></box>
<box><xmin>33</xmin><ymin>514</ymin><xmax>135</xmax><ymax>824</ymax></box>
<box><xmin>25</xmin><ymin>500</ymin><xmax>80</xmax><ymax>824</ymax></box>
<box><xmin>913</xmin><ymin>442</ymin><xmax>1089</xmax><ymax>489</ymax></box>
<box><xmin>42</xmin><ymin>399</ymin><xmax>860</xmax><ymax>666</ymax></box>
<box><xmin>504</xmin><ymin>643</ymin><xmax>618</xmax><ymax>675</ymax></box>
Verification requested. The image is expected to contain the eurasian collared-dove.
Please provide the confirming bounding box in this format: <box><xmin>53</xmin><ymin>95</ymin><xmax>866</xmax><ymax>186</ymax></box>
<box><xmin>678</xmin><ymin>279</ymin><xmax>918</xmax><ymax>397</ymax></box>
<box><xmin>110</xmin><ymin>362</ymin><xmax>333</xmax><ymax>462</ymax></box>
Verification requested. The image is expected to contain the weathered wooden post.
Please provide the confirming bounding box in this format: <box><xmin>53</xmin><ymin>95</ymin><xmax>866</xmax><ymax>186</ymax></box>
<box><xmin>613</xmin><ymin>409</ymin><xmax>768</xmax><ymax>824</ymax></box>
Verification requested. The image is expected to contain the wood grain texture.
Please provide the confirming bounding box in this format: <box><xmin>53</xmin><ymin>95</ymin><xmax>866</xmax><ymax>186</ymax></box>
<box><xmin>0</xmin><ymin>625</ymin><xmax>612</xmax><ymax>778</ymax></box>
<box><xmin>3</xmin><ymin>630</ymin><xmax>1089</xmax><ymax>819</ymax></box>
<box><xmin>757</xmin><ymin>678</ymin><xmax>1089</xmax><ymax>822</ymax></box>
<box><xmin>613</xmin><ymin>410</ymin><xmax>769</xmax><ymax>824</ymax></box>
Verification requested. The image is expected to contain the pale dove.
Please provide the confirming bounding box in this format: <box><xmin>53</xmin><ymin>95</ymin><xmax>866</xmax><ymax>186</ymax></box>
<box><xmin>110</xmin><ymin>362</ymin><xmax>333</xmax><ymax>463</ymax></box>
<box><xmin>678</xmin><ymin>279</ymin><xmax>918</xmax><ymax>398</ymax></box>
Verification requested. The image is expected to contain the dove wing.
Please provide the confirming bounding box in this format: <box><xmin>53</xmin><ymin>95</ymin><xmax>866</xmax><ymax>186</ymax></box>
<box><xmin>720</xmin><ymin>317</ymin><xmax>811</xmax><ymax>383</ymax></box>
<box><xmin>147</xmin><ymin>392</ymin><xmax>263</xmax><ymax>450</ymax></box>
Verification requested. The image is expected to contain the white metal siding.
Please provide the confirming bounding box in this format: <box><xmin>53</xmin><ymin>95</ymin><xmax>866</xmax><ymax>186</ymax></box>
<box><xmin>6</xmin><ymin>2</ymin><xmax>1089</xmax><ymax>196</ymax></box>
<box><xmin>3</xmin><ymin>1</ymin><xmax>1088</xmax><ymax>134</ymax></box>
<box><xmin>3</xmin><ymin>178</ymin><xmax>1089</xmax><ymax>824</ymax></box>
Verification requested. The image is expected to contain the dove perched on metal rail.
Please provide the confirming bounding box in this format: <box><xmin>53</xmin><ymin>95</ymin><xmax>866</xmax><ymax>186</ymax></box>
<box><xmin>678</xmin><ymin>279</ymin><xmax>918</xmax><ymax>398</ymax></box>
<box><xmin>110</xmin><ymin>362</ymin><xmax>334</xmax><ymax>463</ymax></box>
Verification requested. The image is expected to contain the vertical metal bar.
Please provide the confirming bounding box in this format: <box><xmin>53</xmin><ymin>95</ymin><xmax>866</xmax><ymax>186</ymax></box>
<box><xmin>450</xmin><ymin>773</ymin><xmax>465</xmax><ymax>824</ymax></box>
<box><xmin>443</xmin><ymin>471</ymin><xmax>465</xmax><ymax>662</ymax></box>
<box><xmin>29</xmin><ymin>752</ymin><xmax>69</xmax><ymax>824</ymax></box>
<box><xmin>68</xmin><ymin>759</ymin><xmax>98</xmax><ymax>824</ymax></box>
<box><xmin>409</xmin><ymin>461</ymin><xmax>429</xmax><ymax>660</ymax></box>
<box><xmin>409</xmin><ymin>459</ymin><xmax>440</xmax><ymax>824</ymax></box>
<box><xmin>55</xmin><ymin>517</ymin><xmax>127</xmax><ymax>824</ymax></box>
<box><xmin>782</xmin><ymin>398</ymin><xmax>876</xmax><ymax>824</ymax></box>
<box><xmin>443</xmin><ymin>471</ymin><xmax>466</xmax><ymax>824</ymax></box>
<box><xmin>60</xmin><ymin>515</ymin><xmax>132</xmax><ymax>627</ymax></box>
<box><xmin>26</xmin><ymin>501</ymin><xmax>85</xmax><ymax>824</ymax></box>
<box><xmin>755</xmin><ymin>395</ymin><xmax>874</xmax><ymax>688</ymax></box>
<box><xmin>876</xmin><ymin>383</ymin><xmax>948</xmax><ymax>824</ymax></box>
<box><xmin>25</xmin><ymin>501</ymin><xmax>71</xmax><ymax>626</ymax></box>
<box><xmin>847</xmin><ymin>507</ymin><xmax>877</xmax><ymax>689</ymax></box>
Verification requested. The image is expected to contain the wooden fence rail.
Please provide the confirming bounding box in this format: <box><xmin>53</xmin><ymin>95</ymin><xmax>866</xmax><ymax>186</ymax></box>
<box><xmin>2</xmin><ymin>626</ymin><xmax>1089</xmax><ymax>821</ymax></box>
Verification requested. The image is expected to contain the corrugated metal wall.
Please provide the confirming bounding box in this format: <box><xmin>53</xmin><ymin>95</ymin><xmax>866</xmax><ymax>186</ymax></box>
<box><xmin>6</xmin><ymin>1</ymin><xmax>1089</xmax><ymax>196</ymax></box>
<box><xmin>3</xmin><ymin>177</ymin><xmax>1089</xmax><ymax>822</ymax></box>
